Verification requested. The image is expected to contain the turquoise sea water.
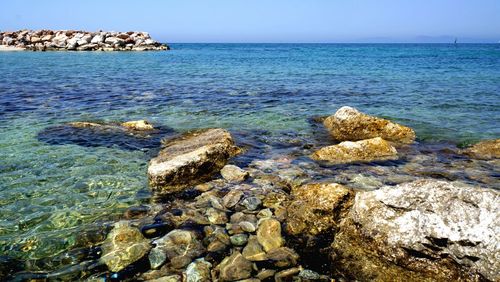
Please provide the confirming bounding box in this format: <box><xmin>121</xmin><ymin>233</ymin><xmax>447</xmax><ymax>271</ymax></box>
<box><xmin>0</xmin><ymin>44</ymin><xmax>499</xmax><ymax>273</ymax></box>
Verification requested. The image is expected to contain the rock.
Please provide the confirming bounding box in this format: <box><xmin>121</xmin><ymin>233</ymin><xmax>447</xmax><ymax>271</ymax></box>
<box><xmin>274</xmin><ymin>267</ymin><xmax>301</xmax><ymax>282</ymax></box>
<box><xmin>222</xmin><ymin>190</ymin><xmax>244</xmax><ymax>208</ymax></box>
<box><xmin>323</xmin><ymin>106</ymin><xmax>416</xmax><ymax>144</ymax></box>
<box><xmin>239</xmin><ymin>221</ymin><xmax>256</xmax><ymax>233</ymax></box>
<box><xmin>240</xmin><ymin>196</ymin><xmax>262</xmax><ymax>211</ymax></box>
<box><xmin>184</xmin><ymin>258</ymin><xmax>212</xmax><ymax>282</ymax></box>
<box><xmin>266</xmin><ymin>247</ymin><xmax>299</xmax><ymax>267</ymax></box>
<box><xmin>256</xmin><ymin>218</ymin><xmax>284</xmax><ymax>252</ymax></box>
<box><xmin>204</xmin><ymin>226</ymin><xmax>231</xmax><ymax>253</ymax></box>
<box><xmin>100</xmin><ymin>221</ymin><xmax>151</xmax><ymax>272</ymax></box>
<box><xmin>151</xmin><ymin>229</ymin><xmax>205</xmax><ymax>269</ymax></box>
<box><xmin>148</xmin><ymin>128</ymin><xmax>241</xmax><ymax>194</ymax></box>
<box><xmin>286</xmin><ymin>183</ymin><xmax>354</xmax><ymax>236</ymax></box>
<box><xmin>461</xmin><ymin>139</ymin><xmax>500</xmax><ymax>160</ymax></box>
<box><xmin>311</xmin><ymin>137</ymin><xmax>398</xmax><ymax>164</ymax></box>
<box><xmin>242</xmin><ymin>235</ymin><xmax>267</xmax><ymax>261</ymax></box>
<box><xmin>220</xmin><ymin>165</ymin><xmax>249</xmax><ymax>182</ymax></box>
<box><xmin>146</xmin><ymin>275</ymin><xmax>182</xmax><ymax>282</ymax></box>
<box><xmin>91</xmin><ymin>34</ymin><xmax>104</xmax><ymax>44</ymax></box>
<box><xmin>331</xmin><ymin>179</ymin><xmax>500</xmax><ymax>281</ymax></box>
<box><xmin>217</xmin><ymin>251</ymin><xmax>253</xmax><ymax>281</ymax></box>
<box><xmin>230</xmin><ymin>234</ymin><xmax>249</xmax><ymax>246</ymax></box>
<box><xmin>205</xmin><ymin>208</ymin><xmax>228</xmax><ymax>225</ymax></box>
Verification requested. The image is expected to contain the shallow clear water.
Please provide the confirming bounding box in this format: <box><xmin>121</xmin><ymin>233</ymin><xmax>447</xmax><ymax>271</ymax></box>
<box><xmin>0</xmin><ymin>44</ymin><xmax>499</xmax><ymax>270</ymax></box>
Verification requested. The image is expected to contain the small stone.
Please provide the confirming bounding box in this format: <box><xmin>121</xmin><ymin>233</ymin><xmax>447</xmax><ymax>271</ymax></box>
<box><xmin>221</xmin><ymin>165</ymin><xmax>249</xmax><ymax>182</ymax></box>
<box><xmin>147</xmin><ymin>275</ymin><xmax>182</xmax><ymax>282</ymax></box>
<box><xmin>185</xmin><ymin>258</ymin><xmax>212</xmax><ymax>282</ymax></box>
<box><xmin>256</xmin><ymin>269</ymin><xmax>276</xmax><ymax>280</ymax></box>
<box><xmin>274</xmin><ymin>267</ymin><xmax>301</xmax><ymax>282</ymax></box>
<box><xmin>256</xmin><ymin>208</ymin><xmax>273</xmax><ymax>219</ymax></box>
<box><xmin>151</xmin><ymin>229</ymin><xmax>205</xmax><ymax>269</ymax></box>
<box><xmin>218</xmin><ymin>251</ymin><xmax>253</xmax><ymax>281</ymax></box>
<box><xmin>205</xmin><ymin>208</ymin><xmax>228</xmax><ymax>225</ymax></box>
<box><xmin>239</xmin><ymin>221</ymin><xmax>256</xmax><ymax>233</ymax></box>
<box><xmin>241</xmin><ymin>196</ymin><xmax>262</xmax><ymax>211</ymax></box>
<box><xmin>222</xmin><ymin>190</ymin><xmax>244</xmax><ymax>208</ymax></box>
<box><xmin>242</xmin><ymin>235</ymin><xmax>267</xmax><ymax>261</ymax></box>
<box><xmin>100</xmin><ymin>221</ymin><xmax>151</xmax><ymax>272</ymax></box>
<box><xmin>121</xmin><ymin>120</ymin><xmax>154</xmax><ymax>130</ymax></box>
<box><xmin>299</xmin><ymin>269</ymin><xmax>322</xmax><ymax>280</ymax></box>
<box><xmin>267</xmin><ymin>247</ymin><xmax>299</xmax><ymax>267</ymax></box>
<box><xmin>257</xmin><ymin>218</ymin><xmax>284</xmax><ymax>252</ymax></box>
<box><xmin>230</xmin><ymin>234</ymin><xmax>249</xmax><ymax>246</ymax></box>
<box><xmin>149</xmin><ymin>247</ymin><xmax>167</xmax><ymax>269</ymax></box>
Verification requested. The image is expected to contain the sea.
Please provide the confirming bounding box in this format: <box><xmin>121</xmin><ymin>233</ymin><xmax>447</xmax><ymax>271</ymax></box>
<box><xmin>0</xmin><ymin>43</ymin><xmax>499</xmax><ymax>276</ymax></box>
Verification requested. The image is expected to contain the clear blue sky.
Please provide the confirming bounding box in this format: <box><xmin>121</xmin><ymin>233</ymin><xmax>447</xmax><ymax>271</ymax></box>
<box><xmin>1</xmin><ymin>0</ymin><xmax>499</xmax><ymax>43</ymax></box>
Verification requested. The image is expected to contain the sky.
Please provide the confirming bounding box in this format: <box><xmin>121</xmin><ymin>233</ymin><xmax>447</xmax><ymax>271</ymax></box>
<box><xmin>1</xmin><ymin>0</ymin><xmax>499</xmax><ymax>43</ymax></box>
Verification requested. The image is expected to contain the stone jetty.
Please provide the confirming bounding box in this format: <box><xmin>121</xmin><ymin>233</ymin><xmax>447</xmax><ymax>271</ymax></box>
<box><xmin>0</xmin><ymin>29</ymin><xmax>169</xmax><ymax>51</ymax></box>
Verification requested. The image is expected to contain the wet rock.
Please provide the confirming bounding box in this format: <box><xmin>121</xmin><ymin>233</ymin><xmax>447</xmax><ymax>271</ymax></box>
<box><xmin>204</xmin><ymin>226</ymin><xmax>231</xmax><ymax>253</ymax></box>
<box><xmin>256</xmin><ymin>269</ymin><xmax>276</xmax><ymax>280</ymax></box>
<box><xmin>205</xmin><ymin>208</ymin><xmax>228</xmax><ymax>225</ymax></box>
<box><xmin>242</xmin><ymin>235</ymin><xmax>267</xmax><ymax>261</ymax></box>
<box><xmin>100</xmin><ymin>221</ymin><xmax>151</xmax><ymax>272</ymax></box>
<box><xmin>240</xmin><ymin>196</ymin><xmax>262</xmax><ymax>211</ymax></box>
<box><xmin>267</xmin><ymin>247</ymin><xmax>300</xmax><ymax>267</ymax></box>
<box><xmin>221</xmin><ymin>164</ymin><xmax>249</xmax><ymax>182</ymax></box>
<box><xmin>217</xmin><ymin>251</ymin><xmax>253</xmax><ymax>281</ymax></box>
<box><xmin>230</xmin><ymin>234</ymin><xmax>249</xmax><ymax>246</ymax></box>
<box><xmin>286</xmin><ymin>183</ymin><xmax>354</xmax><ymax>236</ymax></box>
<box><xmin>185</xmin><ymin>258</ymin><xmax>212</xmax><ymax>282</ymax></box>
<box><xmin>274</xmin><ymin>267</ymin><xmax>301</xmax><ymax>282</ymax></box>
<box><xmin>311</xmin><ymin>137</ymin><xmax>398</xmax><ymax>164</ymax></box>
<box><xmin>239</xmin><ymin>221</ymin><xmax>257</xmax><ymax>233</ymax></box>
<box><xmin>148</xmin><ymin>129</ymin><xmax>241</xmax><ymax>194</ymax></box>
<box><xmin>124</xmin><ymin>205</ymin><xmax>150</xmax><ymax>219</ymax></box>
<box><xmin>256</xmin><ymin>208</ymin><xmax>273</xmax><ymax>219</ymax></box>
<box><xmin>461</xmin><ymin>139</ymin><xmax>500</xmax><ymax>160</ymax></box>
<box><xmin>151</xmin><ymin>229</ymin><xmax>205</xmax><ymax>269</ymax></box>
<box><xmin>222</xmin><ymin>190</ymin><xmax>244</xmax><ymax>208</ymax></box>
<box><xmin>146</xmin><ymin>275</ymin><xmax>182</xmax><ymax>282</ymax></box>
<box><xmin>121</xmin><ymin>120</ymin><xmax>155</xmax><ymax>131</ymax></box>
<box><xmin>257</xmin><ymin>218</ymin><xmax>284</xmax><ymax>252</ymax></box>
<box><xmin>323</xmin><ymin>106</ymin><xmax>416</xmax><ymax>144</ymax></box>
<box><xmin>331</xmin><ymin>179</ymin><xmax>500</xmax><ymax>281</ymax></box>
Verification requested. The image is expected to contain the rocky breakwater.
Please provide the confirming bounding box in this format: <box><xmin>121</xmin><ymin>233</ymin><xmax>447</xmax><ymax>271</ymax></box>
<box><xmin>148</xmin><ymin>128</ymin><xmax>242</xmax><ymax>195</ymax></box>
<box><xmin>330</xmin><ymin>179</ymin><xmax>500</xmax><ymax>281</ymax></box>
<box><xmin>0</xmin><ymin>29</ymin><xmax>169</xmax><ymax>51</ymax></box>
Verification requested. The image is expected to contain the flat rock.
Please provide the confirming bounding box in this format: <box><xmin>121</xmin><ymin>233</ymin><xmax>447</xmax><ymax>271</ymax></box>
<box><xmin>461</xmin><ymin>139</ymin><xmax>500</xmax><ymax>160</ymax></box>
<box><xmin>331</xmin><ymin>179</ymin><xmax>500</xmax><ymax>281</ymax></box>
<box><xmin>323</xmin><ymin>106</ymin><xmax>415</xmax><ymax>144</ymax></box>
<box><xmin>311</xmin><ymin>137</ymin><xmax>398</xmax><ymax>164</ymax></box>
<box><xmin>220</xmin><ymin>165</ymin><xmax>249</xmax><ymax>182</ymax></box>
<box><xmin>148</xmin><ymin>129</ymin><xmax>241</xmax><ymax>194</ymax></box>
<box><xmin>286</xmin><ymin>183</ymin><xmax>354</xmax><ymax>236</ymax></box>
<box><xmin>100</xmin><ymin>221</ymin><xmax>151</xmax><ymax>272</ymax></box>
<box><xmin>217</xmin><ymin>251</ymin><xmax>253</xmax><ymax>281</ymax></box>
<box><xmin>257</xmin><ymin>218</ymin><xmax>284</xmax><ymax>252</ymax></box>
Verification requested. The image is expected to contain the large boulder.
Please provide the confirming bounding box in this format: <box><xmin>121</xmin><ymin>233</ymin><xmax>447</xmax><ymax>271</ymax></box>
<box><xmin>286</xmin><ymin>183</ymin><xmax>354</xmax><ymax>237</ymax></box>
<box><xmin>461</xmin><ymin>139</ymin><xmax>500</xmax><ymax>160</ymax></box>
<box><xmin>311</xmin><ymin>137</ymin><xmax>398</xmax><ymax>164</ymax></box>
<box><xmin>148</xmin><ymin>128</ymin><xmax>241</xmax><ymax>194</ymax></box>
<box><xmin>323</xmin><ymin>106</ymin><xmax>416</xmax><ymax>144</ymax></box>
<box><xmin>330</xmin><ymin>179</ymin><xmax>500</xmax><ymax>281</ymax></box>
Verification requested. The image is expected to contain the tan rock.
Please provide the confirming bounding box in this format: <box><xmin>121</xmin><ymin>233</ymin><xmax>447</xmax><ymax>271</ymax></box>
<box><xmin>461</xmin><ymin>139</ymin><xmax>500</xmax><ymax>160</ymax></box>
<box><xmin>323</xmin><ymin>106</ymin><xmax>415</xmax><ymax>144</ymax></box>
<box><xmin>121</xmin><ymin>120</ymin><xmax>154</xmax><ymax>131</ymax></box>
<box><xmin>220</xmin><ymin>165</ymin><xmax>249</xmax><ymax>182</ymax></box>
<box><xmin>217</xmin><ymin>251</ymin><xmax>253</xmax><ymax>281</ymax></box>
<box><xmin>256</xmin><ymin>218</ymin><xmax>284</xmax><ymax>252</ymax></box>
<box><xmin>286</xmin><ymin>183</ymin><xmax>354</xmax><ymax>236</ymax></box>
<box><xmin>311</xmin><ymin>137</ymin><xmax>398</xmax><ymax>164</ymax></box>
<box><xmin>148</xmin><ymin>129</ymin><xmax>241</xmax><ymax>194</ymax></box>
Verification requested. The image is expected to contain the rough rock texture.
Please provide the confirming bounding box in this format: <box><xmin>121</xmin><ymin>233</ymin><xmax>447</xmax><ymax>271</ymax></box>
<box><xmin>220</xmin><ymin>165</ymin><xmax>249</xmax><ymax>182</ymax></box>
<box><xmin>217</xmin><ymin>251</ymin><xmax>253</xmax><ymax>281</ymax></box>
<box><xmin>286</xmin><ymin>183</ymin><xmax>354</xmax><ymax>236</ymax></box>
<box><xmin>150</xmin><ymin>229</ymin><xmax>205</xmax><ymax>269</ymax></box>
<box><xmin>121</xmin><ymin>120</ymin><xmax>155</xmax><ymax>131</ymax></box>
<box><xmin>331</xmin><ymin>179</ymin><xmax>500</xmax><ymax>281</ymax></box>
<box><xmin>148</xmin><ymin>129</ymin><xmax>241</xmax><ymax>194</ymax></box>
<box><xmin>100</xmin><ymin>221</ymin><xmax>151</xmax><ymax>272</ymax></box>
<box><xmin>323</xmin><ymin>106</ymin><xmax>416</xmax><ymax>144</ymax></box>
<box><xmin>0</xmin><ymin>29</ymin><xmax>169</xmax><ymax>51</ymax></box>
<box><xmin>256</xmin><ymin>218</ymin><xmax>284</xmax><ymax>252</ymax></box>
<box><xmin>461</xmin><ymin>139</ymin><xmax>500</xmax><ymax>160</ymax></box>
<box><xmin>311</xmin><ymin>137</ymin><xmax>398</xmax><ymax>164</ymax></box>
<box><xmin>184</xmin><ymin>258</ymin><xmax>212</xmax><ymax>282</ymax></box>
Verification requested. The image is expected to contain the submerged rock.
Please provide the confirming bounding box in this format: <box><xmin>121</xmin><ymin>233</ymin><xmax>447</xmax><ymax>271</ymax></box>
<box><xmin>323</xmin><ymin>106</ymin><xmax>416</xmax><ymax>144</ymax></box>
<box><xmin>148</xmin><ymin>129</ymin><xmax>241</xmax><ymax>194</ymax></box>
<box><xmin>461</xmin><ymin>139</ymin><xmax>500</xmax><ymax>160</ymax></box>
<box><xmin>121</xmin><ymin>120</ymin><xmax>155</xmax><ymax>131</ymax></box>
<box><xmin>331</xmin><ymin>179</ymin><xmax>500</xmax><ymax>281</ymax></box>
<box><xmin>100</xmin><ymin>221</ymin><xmax>151</xmax><ymax>272</ymax></box>
<box><xmin>286</xmin><ymin>183</ymin><xmax>354</xmax><ymax>236</ymax></box>
<box><xmin>256</xmin><ymin>218</ymin><xmax>284</xmax><ymax>252</ymax></box>
<box><xmin>150</xmin><ymin>229</ymin><xmax>205</xmax><ymax>269</ymax></box>
<box><xmin>220</xmin><ymin>165</ymin><xmax>249</xmax><ymax>182</ymax></box>
<box><xmin>217</xmin><ymin>251</ymin><xmax>253</xmax><ymax>281</ymax></box>
<box><xmin>184</xmin><ymin>258</ymin><xmax>212</xmax><ymax>282</ymax></box>
<box><xmin>311</xmin><ymin>137</ymin><xmax>398</xmax><ymax>164</ymax></box>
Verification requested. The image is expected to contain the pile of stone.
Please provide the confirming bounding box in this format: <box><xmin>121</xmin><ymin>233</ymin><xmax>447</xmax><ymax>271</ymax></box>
<box><xmin>0</xmin><ymin>29</ymin><xmax>169</xmax><ymax>51</ymax></box>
